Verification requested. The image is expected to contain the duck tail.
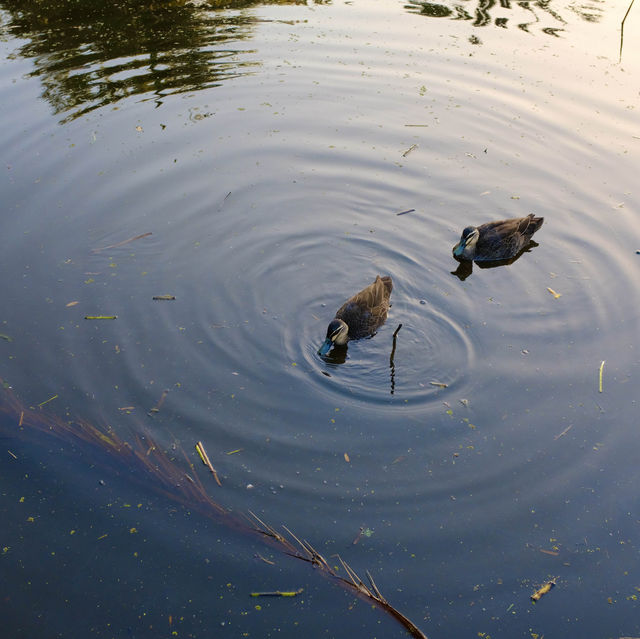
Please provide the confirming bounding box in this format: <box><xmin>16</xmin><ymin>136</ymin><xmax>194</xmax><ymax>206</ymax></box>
<box><xmin>379</xmin><ymin>275</ymin><xmax>393</xmax><ymax>294</ymax></box>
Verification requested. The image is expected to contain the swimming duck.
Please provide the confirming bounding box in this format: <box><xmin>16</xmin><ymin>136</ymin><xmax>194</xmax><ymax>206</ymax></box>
<box><xmin>318</xmin><ymin>275</ymin><xmax>393</xmax><ymax>356</ymax></box>
<box><xmin>453</xmin><ymin>214</ymin><xmax>544</xmax><ymax>262</ymax></box>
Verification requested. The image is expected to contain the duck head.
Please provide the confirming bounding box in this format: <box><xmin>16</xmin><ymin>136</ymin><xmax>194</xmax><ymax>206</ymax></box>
<box><xmin>318</xmin><ymin>318</ymin><xmax>349</xmax><ymax>355</ymax></box>
<box><xmin>453</xmin><ymin>225</ymin><xmax>480</xmax><ymax>260</ymax></box>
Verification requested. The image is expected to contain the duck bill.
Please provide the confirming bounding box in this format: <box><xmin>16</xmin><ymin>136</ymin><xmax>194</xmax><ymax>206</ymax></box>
<box><xmin>318</xmin><ymin>338</ymin><xmax>333</xmax><ymax>356</ymax></box>
<box><xmin>452</xmin><ymin>242</ymin><xmax>464</xmax><ymax>258</ymax></box>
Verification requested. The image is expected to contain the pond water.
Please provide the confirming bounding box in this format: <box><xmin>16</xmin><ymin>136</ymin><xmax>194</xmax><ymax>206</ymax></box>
<box><xmin>1</xmin><ymin>0</ymin><xmax>639</xmax><ymax>637</ymax></box>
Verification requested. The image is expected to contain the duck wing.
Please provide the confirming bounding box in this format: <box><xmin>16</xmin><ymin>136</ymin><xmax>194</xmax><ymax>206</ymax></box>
<box><xmin>475</xmin><ymin>215</ymin><xmax>544</xmax><ymax>260</ymax></box>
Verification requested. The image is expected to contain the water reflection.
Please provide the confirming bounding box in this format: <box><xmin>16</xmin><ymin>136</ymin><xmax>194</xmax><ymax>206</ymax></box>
<box><xmin>404</xmin><ymin>0</ymin><xmax>603</xmax><ymax>37</ymax></box>
<box><xmin>320</xmin><ymin>344</ymin><xmax>348</xmax><ymax>365</ymax></box>
<box><xmin>0</xmin><ymin>0</ymin><xmax>319</xmax><ymax>122</ymax></box>
<box><xmin>450</xmin><ymin>240</ymin><xmax>540</xmax><ymax>280</ymax></box>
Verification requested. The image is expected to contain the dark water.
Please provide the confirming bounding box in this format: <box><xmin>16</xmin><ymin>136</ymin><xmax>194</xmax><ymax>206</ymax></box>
<box><xmin>1</xmin><ymin>0</ymin><xmax>640</xmax><ymax>637</ymax></box>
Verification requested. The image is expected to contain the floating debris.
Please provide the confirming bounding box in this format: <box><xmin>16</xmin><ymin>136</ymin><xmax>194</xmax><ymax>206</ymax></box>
<box><xmin>344</xmin><ymin>452</ymin><xmax>350</xmax><ymax>463</ymax></box>
<box><xmin>430</xmin><ymin>381</ymin><xmax>448</xmax><ymax>388</ymax></box>
<box><xmin>402</xmin><ymin>144</ymin><xmax>418</xmax><ymax>157</ymax></box>
<box><xmin>554</xmin><ymin>424</ymin><xmax>573</xmax><ymax>440</ymax></box>
<box><xmin>531</xmin><ymin>579</ymin><xmax>556</xmax><ymax>603</ymax></box>
<box><xmin>547</xmin><ymin>287</ymin><xmax>562</xmax><ymax>299</ymax></box>
<box><xmin>147</xmin><ymin>389</ymin><xmax>169</xmax><ymax>416</ymax></box>
<box><xmin>195</xmin><ymin>441</ymin><xmax>222</xmax><ymax>486</ymax></box>
<box><xmin>37</xmin><ymin>394</ymin><xmax>58</xmax><ymax>408</ymax></box>
<box><xmin>152</xmin><ymin>295</ymin><xmax>176</xmax><ymax>301</ymax></box>
<box><xmin>66</xmin><ymin>301</ymin><xmax>79</xmax><ymax>307</ymax></box>
<box><xmin>255</xmin><ymin>553</ymin><xmax>275</xmax><ymax>565</ymax></box>
<box><xmin>84</xmin><ymin>315</ymin><xmax>117</xmax><ymax>320</ymax></box>
<box><xmin>92</xmin><ymin>232</ymin><xmax>152</xmax><ymax>253</ymax></box>
<box><xmin>0</xmin><ymin>333</ymin><xmax>13</xmax><ymax>342</ymax></box>
<box><xmin>250</xmin><ymin>588</ymin><xmax>303</xmax><ymax>597</ymax></box>
<box><xmin>599</xmin><ymin>360</ymin><xmax>605</xmax><ymax>393</ymax></box>
<box><xmin>396</xmin><ymin>209</ymin><xmax>415</xmax><ymax>216</ymax></box>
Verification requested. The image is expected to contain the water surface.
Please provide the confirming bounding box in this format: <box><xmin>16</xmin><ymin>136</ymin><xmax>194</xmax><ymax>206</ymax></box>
<box><xmin>1</xmin><ymin>0</ymin><xmax>639</xmax><ymax>637</ymax></box>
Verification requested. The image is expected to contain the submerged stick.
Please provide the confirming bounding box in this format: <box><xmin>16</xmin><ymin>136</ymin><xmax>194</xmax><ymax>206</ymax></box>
<box><xmin>390</xmin><ymin>323</ymin><xmax>403</xmax><ymax>395</ymax></box>
<box><xmin>148</xmin><ymin>389</ymin><xmax>169</xmax><ymax>416</ymax></box>
<box><xmin>598</xmin><ymin>360</ymin><xmax>605</xmax><ymax>393</ymax></box>
<box><xmin>619</xmin><ymin>0</ymin><xmax>636</xmax><ymax>62</ymax></box>
<box><xmin>92</xmin><ymin>232</ymin><xmax>152</xmax><ymax>253</ymax></box>
<box><xmin>390</xmin><ymin>323</ymin><xmax>403</xmax><ymax>365</ymax></box>
<box><xmin>195</xmin><ymin>441</ymin><xmax>222</xmax><ymax>486</ymax></box>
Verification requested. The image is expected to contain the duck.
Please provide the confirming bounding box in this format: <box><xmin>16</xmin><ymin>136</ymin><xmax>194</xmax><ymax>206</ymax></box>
<box><xmin>318</xmin><ymin>275</ymin><xmax>393</xmax><ymax>356</ymax></box>
<box><xmin>453</xmin><ymin>214</ymin><xmax>544</xmax><ymax>262</ymax></box>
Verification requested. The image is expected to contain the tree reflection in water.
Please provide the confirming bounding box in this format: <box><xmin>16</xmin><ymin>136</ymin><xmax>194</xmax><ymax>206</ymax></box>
<box><xmin>0</xmin><ymin>0</ymin><xmax>326</xmax><ymax>122</ymax></box>
<box><xmin>404</xmin><ymin>0</ymin><xmax>604</xmax><ymax>42</ymax></box>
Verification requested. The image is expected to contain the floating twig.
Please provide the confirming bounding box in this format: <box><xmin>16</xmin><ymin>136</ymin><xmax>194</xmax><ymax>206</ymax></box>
<box><xmin>429</xmin><ymin>381</ymin><xmax>448</xmax><ymax>388</ymax></box>
<box><xmin>554</xmin><ymin>424</ymin><xmax>573</xmax><ymax>440</ymax></box>
<box><xmin>195</xmin><ymin>441</ymin><xmax>222</xmax><ymax>486</ymax></box>
<box><xmin>599</xmin><ymin>360</ymin><xmax>605</xmax><ymax>393</ymax></box>
<box><xmin>84</xmin><ymin>315</ymin><xmax>117</xmax><ymax>320</ymax></box>
<box><xmin>152</xmin><ymin>295</ymin><xmax>176</xmax><ymax>301</ymax></box>
<box><xmin>0</xmin><ymin>333</ymin><xmax>13</xmax><ymax>342</ymax></box>
<box><xmin>396</xmin><ymin>209</ymin><xmax>415</xmax><ymax>216</ymax></box>
<box><xmin>619</xmin><ymin>0</ymin><xmax>636</xmax><ymax>62</ymax></box>
<box><xmin>255</xmin><ymin>553</ymin><xmax>276</xmax><ymax>565</ymax></box>
<box><xmin>92</xmin><ymin>232</ymin><xmax>152</xmax><ymax>253</ymax></box>
<box><xmin>402</xmin><ymin>144</ymin><xmax>418</xmax><ymax>157</ymax></box>
<box><xmin>37</xmin><ymin>394</ymin><xmax>58</xmax><ymax>408</ymax></box>
<box><xmin>546</xmin><ymin>287</ymin><xmax>562</xmax><ymax>299</ymax></box>
<box><xmin>250</xmin><ymin>588</ymin><xmax>303</xmax><ymax>597</ymax></box>
<box><xmin>531</xmin><ymin>579</ymin><xmax>556</xmax><ymax>602</ymax></box>
<box><xmin>8</xmin><ymin>450</ymin><xmax>17</xmax><ymax>459</ymax></box>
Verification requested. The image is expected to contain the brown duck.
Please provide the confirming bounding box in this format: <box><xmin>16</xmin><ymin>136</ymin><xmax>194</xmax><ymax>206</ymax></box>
<box><xmin>318</xmin><ymin>275</ymin><xmax>393</xmax><ymax>355</ymax></box>
<box><xmin>453</xmin><ymin>214</ymin><xmax>544</xmax><ymax>262</ymax></box>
